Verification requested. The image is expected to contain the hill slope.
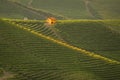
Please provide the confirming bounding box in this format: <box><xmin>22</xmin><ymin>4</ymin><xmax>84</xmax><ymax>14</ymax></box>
<box><xmin>16</xmin><ymin>0</ymin><xmax>120</xmax><ymax>19</ymax></box>
<box><xmin>55</xmin><ymin>20</ymin><xmax>120</xmax><ymax>61</ymax></box>
<box><xmin>16</xmin><ymin>0</ymin><xmax>95</xmax><ymax>19</ymax></box>
<box><xmin>1</xmin><ymin>0</ymin><xmax>120</xmax><ymax>19</ymax></box>
<box><xmin>0</xmin><ymin>0</ymin><xmax>43</xmax><ymax>19</ymax></box>
<box><xmin>0</xmin><ymin>19</ymin><xmax>120</xmax><ymax>80</ymax></box>
<box><xmin>8</xmin><ymin>19</ymin><xmax>120</xmax><ymax>62</ymax></box>
<box><xmin>91</xmin><ymin>0</ymin><xmax>120</xmax><ymax>19</ymax></box>
<box><xmin>0</xmin><ymin>0</ymin><xmax>65</xmax><ymax>19</ymax></box>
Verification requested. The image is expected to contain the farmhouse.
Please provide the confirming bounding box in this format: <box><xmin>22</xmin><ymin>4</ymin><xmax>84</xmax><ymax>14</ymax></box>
<box><xmin>46</xmin><ymin>17</ymin><xmax>56</xmax><ymax>25</ymax></box>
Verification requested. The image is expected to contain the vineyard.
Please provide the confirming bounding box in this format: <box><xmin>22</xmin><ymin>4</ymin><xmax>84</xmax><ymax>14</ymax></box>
<box><xmin>0</xmin><ymin>0</ymin><xmax>120</xmax><ymax>80</ymax></box>
<box><xmin>0</xmin><ymin>19</ymin><xmax>120</xmax><ymax>80</ymax></box>
<box><xmin>56</xmin><ymin>20</ymin><xmax>120</xmax><ymax>61</ymax></box>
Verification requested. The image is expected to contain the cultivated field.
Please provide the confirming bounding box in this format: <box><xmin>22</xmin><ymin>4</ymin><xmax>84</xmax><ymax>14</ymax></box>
<box><xmin>0</xmin><ymin>19</ymin><xmax>120</xmax><ymax>80</ymax></box>
<box><xmin>0</xmin><ymin>0</ymin><xmax>120</xmax><ymax>80</ymax></box>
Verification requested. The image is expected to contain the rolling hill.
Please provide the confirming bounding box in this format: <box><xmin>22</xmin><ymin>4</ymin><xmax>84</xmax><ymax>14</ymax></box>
<box><xmin>55</xmin><ymin>20</ymin><xmax>120</xmax><ymax>61</ymax></box>
<box><xmin>15</xmin><ymin>0</ymin><xmax>120</xmax><ymax>19</ymax></box>
<box><xmin>1</xmin><ymin>0</ymin><xmax>120</xmax><ymax>19</ymax></box>
<box><xmin>0</xmin><ymin>19</ymin><xmax>120</xmax><ymax>80</ymax></box>
<box><xmin>0</xmin><ymin>0</ymin><xmax>65</xmax><ymax>19</ymax></box>
<box><xmin>14</xmin><ymin>0</ymin><xmax>95</xmax><ymax>19</ymax></box>
<box><xmin>7</xmin><ymin>19</ymin><xmax>120</xmax><ymax>61</ymax></box>
<box><xmin>91</xmin><ymin>0</ymin><xmax>120</xmax><ymax>19</ymax></box>
<box><xmin>0</xmin><ymin>0</ymin><xmax>44</xmax><ymax>19</ymax></box>
<box><xmin>6</xmin><ymin>19</ymin><xmax>120</xmax><ymax>62</ymax></box>
<box><xmin>0</xmin><ymin>0</ymin><xmax>120</xmax><ymax>79</ymax></box>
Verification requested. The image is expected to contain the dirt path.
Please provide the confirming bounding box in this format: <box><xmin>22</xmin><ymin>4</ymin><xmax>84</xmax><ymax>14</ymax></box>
<box><xmin>84</xmin><ymin>0</ymin><xmax>95</xmax><ymax>18</ymax></box>
<box><xmin>0</xmin><ymin>70</ymin><xmax>14</xmax><ymax>80</ymax></box>
<box><xmin>84</xmin><ymin>0</ymin><xmax>102</xmax><ymax>19</ymax></box>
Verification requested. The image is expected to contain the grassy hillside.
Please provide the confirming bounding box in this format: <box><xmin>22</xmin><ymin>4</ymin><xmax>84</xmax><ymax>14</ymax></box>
<box><xmin>0</xmin><ymin>0</ymin><xmax>44</xmax><ymax>19</ymax></box>
<box><xmin>0</xmin><ymin>19</ymin><xmax>120</xmax><ymax>80</ymax></box>
<box><xmin>1</xmin><ymin>0</ymin><xmax>120</xmax><ymax>19</ymax></box>
<box><xmin>16</xmin><ymin>0</ymin><xmax>120</xmax><ymax>19</ymax></box>
<box><xmin>91</xmin><ymin>0</ymin><xmax>120</xmax><ymax>19</ymax></box>
<box><xmin>15</xmin><ymin>0</ymin><xmax>95</xmax><ymax>19</ymax></box>
<box><xmin>0</xmin><ymin>0</ymin><xmax>65</xmax><ymax>19</ymax></box>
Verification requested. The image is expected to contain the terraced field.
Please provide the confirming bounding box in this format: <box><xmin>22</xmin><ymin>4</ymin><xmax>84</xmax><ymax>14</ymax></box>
<box><xmin>55</xmin><ymin>20</ymin><xmax>120</xmax><ymax>61</ymax></box>
<box><xmin>7</xmin><ymin>19</ymin><xmax>120</xmax><ymax>61</ymax></box>
<box><xmin>0</xmin><ymin>0</ymin><xmax>43</xmax><ymax>19</ymax></box>
<box><xmin>0</xmin><ymin>19</ymin><xmax>120</xmax><ymax>80</ymax></box>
